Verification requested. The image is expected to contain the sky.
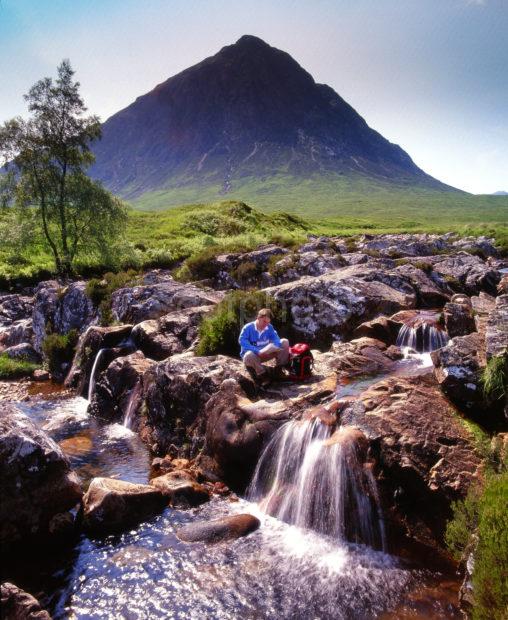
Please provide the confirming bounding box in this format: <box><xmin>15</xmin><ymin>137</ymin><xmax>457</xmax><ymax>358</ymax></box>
<box><xmin>1</xmin><ymin>0</ymin><xmax>507</xmax><ymax>194</ymax></box>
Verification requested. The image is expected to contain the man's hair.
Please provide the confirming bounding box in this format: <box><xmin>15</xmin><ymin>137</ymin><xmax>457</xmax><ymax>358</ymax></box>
<box><xmin>257</xmin><ymin>308</ymin><xmax>273</xmax><ymax>319</ymax></box>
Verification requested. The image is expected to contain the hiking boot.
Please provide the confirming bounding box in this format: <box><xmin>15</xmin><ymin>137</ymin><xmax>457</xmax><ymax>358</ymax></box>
<box><xmin>271</xmin><ymin>366</ymin><xmax>288</xmax><ymax>381</ymax></box>
<box><xmin>257</xmin><ymin>372</ymin><xmax>272</xmax><ymax>387</ymax></box>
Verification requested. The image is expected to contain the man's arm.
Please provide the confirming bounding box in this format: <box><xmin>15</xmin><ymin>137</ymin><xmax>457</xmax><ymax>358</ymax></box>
<box><xmin>239</xmin><ymin>324</ymin><xmax>261</xmax><ymax>354</ymax></box>
<box><xmin>267</xmin><ymin>324</ymin><xmax>282</xmax><ymax>348</ymax></box>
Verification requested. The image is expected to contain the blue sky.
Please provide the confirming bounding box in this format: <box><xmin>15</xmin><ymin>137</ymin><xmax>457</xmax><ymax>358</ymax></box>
<box><xmin>1</xmin><ymin>0</ymin><xmax>507</xmax><ymax>194</ymax></box>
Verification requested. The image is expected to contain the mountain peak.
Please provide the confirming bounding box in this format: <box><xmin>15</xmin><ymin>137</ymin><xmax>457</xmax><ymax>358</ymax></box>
<box><xmin>234</xmin><ymin>34</ymin><xmax>270</xmax><ymax>48</ymax></box>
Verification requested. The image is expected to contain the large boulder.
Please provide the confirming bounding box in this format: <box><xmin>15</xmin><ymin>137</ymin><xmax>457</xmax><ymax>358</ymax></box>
<box><xmin>267</xmin><ymin>251</ymin><xmax>346</xmax><ymax>284</ymax></box>
<box><xmin>89</xmin><ymin>351</ymin><xmax>154</xmax><ymax>425</ymax></box>
<box><xmin>394</xmin><ymin>262</ymin><xmax>450</xmax><ymax>307</ymax></box>
<box><xmin>138</xmin><ymin>353</ymin><xmax>256</xmax><ymax>456</ymax></box>
<box><xmin>149</xmin><ymin>470</ymin><xmax>209</xmax><ymax>507</ymax></box>
<box><xmin>0</xmin><ymin>582</ymin><xmax>51</xmax><ymax>620</ymax></box>
<box><xmin>176</xmin><ymin>513</ymin><xmax>260</xmax><ymax>543</ymax></box>
<box><xmin>340</xmin><ymin>375</ymin><xmax>483</xmax><ymax>544</ymax></box>
<box><xmin>264</xmin><ymin>270</ymin><xmax>415</xmax><ymax>343</ymax></box>
<box><xmin>353</xmin><ymin>316</ymin><xmax>402</xmax><ymax>345</ymax></box>
<box><xmin>0</xmin><ymin>294</ymin><xmax>34</xmax><ymax>352</ymax></box>
<box><xmin>318</xmin><ymin>337</ymin><xmax>402</xmax><ymax>378</ymax></box>
<box><xmin>111</xmin><ymin>280</ymin><xmax>222</xmax><ymax>324</ymax></box>
<box><xmin>0</xmin><ymin>319</ymin><xmax>34</xmax><ymax>352</ymax></box>
<box><xmin>82</xmin><ymin>477</ymin><xmax>167</xmax><ymax>536</ymax></box>
<box><xmin>486</xmin><ymin>294</ymin><xmax>508</xmax><ymax>360</ymax></box>
<box><xmin>32</xmin><ymin>281</ymin><xmax>97</xmax><ymax>353</ymax></box>
<box><xmin>443</xmin><ymin>295</ymin><xmax>476</xmax><ymax>338</ymax></box>
<box><xmin>0</xmin><ymin>405</ymin><xmax>82</xmax><ymax>551</ymax></box>
<box><xmin>131</xmin><ymin>305</ymin><xmax>210</xmax><ymax>360</ymax></box>
<box><xmin>430</xmin><ymin>253</ymin><xmax>500</xmax><ymax>297</ymax></box>
<box><xmin>2</xmin><ymin>342</ymin><xmax>41</xmax><ymax>364</ymax></box>
<box><xmin>65</xmin><ymin>324</ymin><xmax>133</xmax><ymax>396</ymax></box>
<box><xmin>431</xmin><ymin>332</ymin><xmax>485</xmax><ymax>413</ymax></box>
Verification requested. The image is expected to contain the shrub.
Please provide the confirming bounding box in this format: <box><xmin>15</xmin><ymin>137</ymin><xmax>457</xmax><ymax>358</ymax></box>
<box><xmin>231</xmin><ymin>261</ymin><xmax>261</xmax><ymax>286</ymax></box>
<box><xmin>85</xmin><ymin>270</ymin><xmax>138</xmax><ymax>326</ymax></box>
<box><xmin>0</xmin><ymin>354</ymin><xmax>39</xmax><ymax>379</ymax></box>
<box><xmin>481</xmin><ymin>354</ymin><xmax>507</xmax><ymax>402</ymax></box>
<box><xmin>173</xmin><ymin>247</ymin><xmax>222</xmax><ymax>283</ymax></box>
<box><xmin>42</xmin><ymin>329</ymin><xmax>79</xmax><ymax>377</ymax></box>
<box><xmin>195</xmin><ymin>290</ymin><xmax>288</xmax><ymax>356</ymax></box>
<box><xmin>267</xmin><ymin>253</ymin><xmax>298</xmax><ymax>278</ymax></box>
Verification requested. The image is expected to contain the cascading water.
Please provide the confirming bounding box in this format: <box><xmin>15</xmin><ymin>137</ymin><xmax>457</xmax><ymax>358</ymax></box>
<box><xmin>248</xmin><ymin>417</ymin><xmax>385</xmax><ymax>550</ymax></box>
<box><xmin>396</xmin><ymin>322</ymin><xmax>448</xmax><ymax>353</ymax></box>
<box><xmin>123</xmin><ymin>382</ymin><xmax>141</xmax><ymax>429</ymax></box>
<box><xmin>87</xmin><ymin>348</ymin><xmax>106</xmax><ymax>401</ymax></box>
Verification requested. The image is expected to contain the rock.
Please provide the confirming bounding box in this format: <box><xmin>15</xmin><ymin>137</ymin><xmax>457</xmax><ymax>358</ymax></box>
<box><xmin>486</xmin><ymin>294</ymin><xmax>508</xmax><ymax>360</ymax></box>
<box><xmin>471</xmin><ymin>293</ymin><xmax>496</xmax><ymax>340</ymax></box>
<box><xmin>443</xmin><ymin>299</ymin><xmax>476</xmax><ymax>338</ymax></box>
<box><xmin>176</xmin><ymin>513</ymin><xmax>260</xmax><ymax>543</ymax></box>
<box><xmin>498</xmin><ymin>275</ymin><xmax>508</xmax><ymax>295</ymax></box>
<box><xmin>150</xmin><ymin>471</ymin><xmax>209</xmax><ymax>507</ymax></box>
<box><xmin>394</xmin><ymin>262</ymin><xmax>450</xmax><ymax>306</ymax></box>
<box><xmin>82</xmin><ymin>477</ymin><xmax>167</xmax><ymax>535</ymax></box>
<box><xmin>111</xmin><ymin>280</ymin><xmax>222</xmax><ymax>324</ymax></box>
<box><xmin>430</xmin><ymin>253</ymin><xmax>500</xmax><ymax>296</ymax></box>
<box><xmin>268</xmin><ymin>251</ymin><xmax>346</xmax><ymax>284</ymax></box>
<box><xmin>32</xmin><ymin>281</ymin><xmax>97</xmax><ymax>353</ymax></box>
<box><xmin>89</xmin><ymin>351</ymin><xmax>154</xmax><ymax>425</ymax></box>
<box><xmin>0</xmin><ymin>320</ymin><xmax>34</xmax><ymax>352</ymax></box>
<box><xmin>138</xmin><ymin>353</ymin><xmax>256</xmax><ymax>456</ymax></box>
<box><xmin>319</xmin><ymin>337</ymin><xmax>401</xmax><ymax>378</ymax></box>
<box><xmin>431</xmin><ymin>333</ymin><xmax>485</xmax><ymax>413</ymax></box>
<box><xmin>340</xmin><ymin>375</ymin><xmax>483</xmax><ymax>543</ymax></box>
<box><xmin>2</xmin><ymin>342</ymin><xmax>41</xmax><ymax>364</ymax></box>
<box><xmin>0</xmin><ymin>405</ymin><xmax>82</xmax><ymax>550</ymax></box>
<box><xmin>353</xmin><ymin>316</ymin><xmax>402</xmax><ymax>345</ymax></box>
<box><xmin>264</xmin><ymin>270</ymin><xmax>415</xmax><ymax>344</ymax></box>
<box><xmin>32</xmin><ymin>369</ymin><xmax>50</xmax><ymax>382</ymax></box>
<box><xmin>131</xmin><ymin>306</ymin><xmax>210</xmax><ymax>360</ymax></box>
<box><xmin>0</xmin><ymin>294</ymin><xmax>33</xmax><ymax>325</ymax></box>
<box><xmin>65</xmin><ymin>324</ymin><xmax>133</xmax><ymax>395</ymax></box>
<box><xmin>0</xmin><ymin>582</ymin><xmax>51</xmax><ymax>619</ymax></box>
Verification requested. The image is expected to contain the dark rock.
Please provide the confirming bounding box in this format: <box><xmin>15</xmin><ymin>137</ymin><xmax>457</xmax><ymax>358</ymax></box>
<box><xmin>176</xmin><ymin>513</ymin><xmax>260</xmax><ymax>543</ymax></box>
<box><xmin>0</xmin><ymin>294</ymin><xmax>33</xmax><ymax>325</ymax></box>
<box><xmin>82</xmin><ymin>477</ymin><xmax>167</xmax><ymax>536</ymax></box>
<box><xmin>0</xmin><ymin>405</ymin><xmax>82</xmax><ymax>551</ymax></box>
<box><xmin>353</xmin><ymin>316</ymin><xmax>402</xmax><ymax>345</ymax></box>
<box><xmin>131</xmin><ymin>305</ymin><xmax>210</xmax><ymax>360</ymax></box>
<box><xmin>2</xmin><ymin>343</ymin><xmax>41</xmax><ymax>364</ymax></box>
<box><xmin>431</xmin><ymin>253</ymin><xmax>500</xmax><ymax>296</ymax></box>
<box><xmin>111</xmin><ymin>280</ymin><xmax>222</xmax><ymax>324</ymax></box>
<box><xmin>0</xmin><ymin>582</ymin><xmax>51</xmax><ymax>619</ymax></box>
<box><xmin>65</xmin><ymin>324</ymin><xmax>133</xmax><ymax>395</ymax></box>
<box><xmin>150</xmin><ymin>471</ymin><xmax>209</xmax><ymax>507</ymax></box>
<box><xmin>486</xmin><ymin>294</ymin><xmax>508</xmax><ymax>360</ymax></box>
<box><xmin>443</xmin><ymin>298</ymin><xmax>476</xmax><ymax>338</ymax></box>
<box><xmin>394</xmin><ymin>263</ymin><xmax>450</xmax><ymax>306</ymax></box>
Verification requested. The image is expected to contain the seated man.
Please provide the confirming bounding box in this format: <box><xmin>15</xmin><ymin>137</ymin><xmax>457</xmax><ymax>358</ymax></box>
<box><xmin>239</xmin><ymin>308</ymin><xmax>290</xmax><ymax>385</ymax></box>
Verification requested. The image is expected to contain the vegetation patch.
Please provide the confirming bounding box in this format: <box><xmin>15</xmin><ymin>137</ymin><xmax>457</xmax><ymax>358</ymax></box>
<box><xmin>85</xmin><ymin>270</ymin><xmax>139</xmax><ymax>326</ymax></box>
<box><xmin>0</xmin><ymin>354</ymin><xmax>39</xmax><ymax>379</ymax></box>
<box><xmin>481</xmin><ymin>354</ymin><xmax>507</xmax><ymax>403</ymax></box>
<box><xmin>195</xmin><ymin>290</ymin><xmax>287</xmax><ymax>357</ymax></box>
<box><xmin>42</xmin><ymin>330</ymin><xmax>79</xmax><ymax>377</ymax></box>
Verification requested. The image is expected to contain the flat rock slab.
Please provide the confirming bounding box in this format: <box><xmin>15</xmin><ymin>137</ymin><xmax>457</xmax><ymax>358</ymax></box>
<box><xmin>176</xmin><ymin>513</ymin><xmax>260</xmax><ymax>543</ymax></box>
<box><xmin>82</xmin><ymin>477</ymin><xmax>167</xmax><ymax>536</ymax></box>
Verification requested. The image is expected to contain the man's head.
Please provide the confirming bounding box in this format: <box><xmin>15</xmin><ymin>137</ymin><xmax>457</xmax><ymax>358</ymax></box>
<box><xmin>256</xmin><ymin>308</ymin><xmax>273</xmax><ymax>330</ymax></box>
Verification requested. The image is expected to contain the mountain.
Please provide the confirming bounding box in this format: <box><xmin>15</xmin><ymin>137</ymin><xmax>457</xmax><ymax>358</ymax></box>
<box><xmin>90</xmin><ymin>35</ymin><xmax>459</xmax><ymax>211</ymax></box>
<box><xmin>492</xmin><ymin>191</ymin><xmax>508</xmax><ymax>196</ymax></box>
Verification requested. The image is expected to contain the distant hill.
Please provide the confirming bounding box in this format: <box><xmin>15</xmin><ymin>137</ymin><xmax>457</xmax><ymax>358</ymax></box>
<box><xmin>492</xmin><ymin>191</ymin><xmax>508</xmax><ymax>196</ymax></box>
<box><xmin>90</xmin><ymin>35</ymin><xmax>462</xmax><ymax>212</ymax></box>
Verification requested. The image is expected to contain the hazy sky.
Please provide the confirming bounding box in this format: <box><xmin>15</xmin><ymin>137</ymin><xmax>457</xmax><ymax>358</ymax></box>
<box><xmin>1</xmin><ymin>0</ymin><xmax>507</xmax><ymax>194</ymax></box>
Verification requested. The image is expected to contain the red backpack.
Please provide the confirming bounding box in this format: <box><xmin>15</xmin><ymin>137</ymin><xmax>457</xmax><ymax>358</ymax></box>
<box><xmin>288</xmin><ymin>343</ymin><xmax>314</xmax><ymax>381</ymax></box>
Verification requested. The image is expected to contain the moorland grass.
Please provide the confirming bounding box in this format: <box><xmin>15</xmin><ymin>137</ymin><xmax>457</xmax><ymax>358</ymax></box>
<box><xmin>0</xmin><ymin>353</ymin><xmax>39</xmax><ymax>379</ymax></box>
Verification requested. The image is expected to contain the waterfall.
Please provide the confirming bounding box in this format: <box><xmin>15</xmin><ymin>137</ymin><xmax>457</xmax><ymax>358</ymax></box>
<box><xmin>396</xmin><ymin>323</ymin><xmax>448</xmax><ymax>353</ymax></box>
<box><xmin>248</xmin><ymin>418</ymin><xmax>385</xmax><ymax>550</ymax></box>
<box><xmin>88</xmin><ymin>348</ymin><xmax>106</xmax><ymax>402</ymax></box>
<box><xmin>123</xmin><ymin>382</ymin><xmax>140</xmax><ymax>430</ymax></box>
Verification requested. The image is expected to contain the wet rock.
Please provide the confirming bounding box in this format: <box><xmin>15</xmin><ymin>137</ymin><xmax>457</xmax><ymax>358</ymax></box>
<box><xmin>131</xmin><ymin>305</ymin><xmax>210</xmax><ymax>360</ymax></box>
<box><xmin>138</xmin><ymin>353</ymin><xmax>256</xmax><ymax>456</ymax></box>
<box><xmin>65</xmin><ymin>324</ymin><xmax>133</xmax><ymax>395</ymax></box>
<box><xmin>0</xmin><ymin>582</ymin><xmax>51</xmax><ymax>620</ymax></box>
<box><xmin>89</xmin><ymin>351</ymin><xmax>154</xmax><ymax>424</ymax></box>
<box><xmin>111</xmin><ymin>280</ymin><xmax>222</xmax><ymax>324</ymax></box>
<box><xmin>2</xmin><ymin>342</ymin><xmax>41</xmax><ymax>364</ymax></box>
<box><xmin>32</xmin><ymin>281</ymin><xmax>97</xmax><ymax>353</ymax></box>
<box><xmin>82</xmin><ymin>477</ymin><xmax>167</xmax><ymax>535</ymax></box>
<box><xmin>353</xmin><ymin>317</ymin><xmax>402</xmax><ymax>345</ymax></box>
<box><xmin>486</xmin><ymin>294</ymin><xmax>508</xmax><ymax>360</ymax></box>
<box><xmin>340</xmin><ymin>375</ymin><xmax>483</xmax><ymax>543</ymax></box>
<box><xmin>0</xmin><ymin>405</ymin><xmax>82</xmax><ymax>550</ymax></box>
<box><xmin>264</xmin><ymin>270</ymin><xmax>415</xmax><ymax>344</ymax></box>
<box><xmin>176</xmin><ymin>513</ymin><xmax>260</xmax><ymax>543</ymax></box>
<box><xmin>443</xmin><ymin>297</ymin><xmax>476</xmax><ymax>338</ymax></box>
<box><xmin>150</xmin><ymin>471</ymin><xmax>209</xmax><ymax>507</ymax></box>
<box><xmin>431</xmin><ymin>333</ymin><xmax>485</xmax><ymax>413</ymax></box>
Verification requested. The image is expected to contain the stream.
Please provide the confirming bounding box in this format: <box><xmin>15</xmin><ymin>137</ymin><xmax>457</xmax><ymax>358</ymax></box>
<box><xmin>4</xmin><ymin>331</ymin><xmax>463</xmax><ymax>619</ymax></box>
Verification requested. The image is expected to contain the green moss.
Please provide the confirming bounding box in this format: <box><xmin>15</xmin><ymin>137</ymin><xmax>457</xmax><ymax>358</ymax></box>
<box><xmin>42</xmin><ymin>330</ymin><xmax>79</xmax><ymax>377</ymax></box>
<box><xmin>0</xmin><ymin>354</ymin><xmax>39</xmax><ymax>379</ymax></box>
<box><xmin>195</xmin><ymin>290</ymin><xmax>287</xmax><ymax>357</ymax></box>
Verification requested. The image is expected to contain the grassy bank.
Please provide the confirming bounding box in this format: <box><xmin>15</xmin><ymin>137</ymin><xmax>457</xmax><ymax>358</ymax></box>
<box><xmin>1</xmin><ymin>196</ymin><xmax>507</xmax><ymax>288</ymax></box>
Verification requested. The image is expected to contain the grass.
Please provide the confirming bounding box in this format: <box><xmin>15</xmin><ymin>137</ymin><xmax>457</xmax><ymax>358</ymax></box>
<box><xmin>481</xmin><ymin>354</ymin><xmax>507</xmax><ymax>402</ymax></box>
<box><xmin>0</xmin><ymin>354</ymin><xmax>39</xmax><ymax>379</ymax></box>
<box><xmin>1</xmin><ymin>193</ymin><xmax>507</xmax><ymax>288</ymax></box>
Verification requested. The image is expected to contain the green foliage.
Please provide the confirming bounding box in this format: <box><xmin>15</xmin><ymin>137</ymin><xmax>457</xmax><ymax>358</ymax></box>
<box><xmin>174</xmin><ymin>247</ymin><xmax>223</xmax><ymax>282</ymax></box>
<box><xmin>195</xmin><ymin>290</ymin><xmax>287</xmax><ymax>356</ymax></box>
<box><xmin>85</xmin><ymin>270</ymin><xmax>138</xmax><ymax>326</ymax></box>
<box><xmin>267</xmin><ymin>252</ymin><xmax>297</xmax><ymax>278</ymax></box>
<box><xmin>481</xmin><ymin>355</ymin><xmax>507</xmax><ymax>402</ymax></box>
<box><xmin>0</xmin><ymin>354</ymin><xmax>39</xmax><ymax>379</ymax></box>
<box><xmin>0</xmin><ymin>60</ymin><xmax>127</xmax><ymax>276</ymax></box>
<box><xmin>42</xmin><ymin>329</ymin><xmax>79</xmax><ymax>377</ymax></box>
<box><xmin>445</xmin><ymin>487</ymin><xmax>482</xmax><ymax>561</ymax></box>
<box><xmin>231</xmin><ymin>260</ymin><xmax>262</xmax><ymax>286</ymax></box>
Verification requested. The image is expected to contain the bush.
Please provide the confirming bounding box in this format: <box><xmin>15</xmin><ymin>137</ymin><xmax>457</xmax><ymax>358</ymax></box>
<box><xmin>42</xmin><ymin>330</ymin><xmax>79</xmax><ymax>377</ymax></box>
<box><xmin>481</xmin><ymin>354</ymin><xmax>507</xmax><ymax>402</ymax></box>
<box><xmin>195</xmin><ymin>290</ymin><xmax>288</xmax><ymax>356</ymax></box>
<box><xmin>0</xmin><ymin>354</ymin><xmax>39</xmax><ymax>379</ymax></box>
<box><xmin>174</xmin><ymin>247</ymin><xmax>222</xmax><ymax>283</ymax></box>
<box><xmin>231</xmin><ymin>261</ymin><xmax>262</xmax><ymax>286</ymax></box>
<box><xmin>85</xmin><ymin>270</ymin><xmax>138</xmax><ymax>326</ymax></box>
